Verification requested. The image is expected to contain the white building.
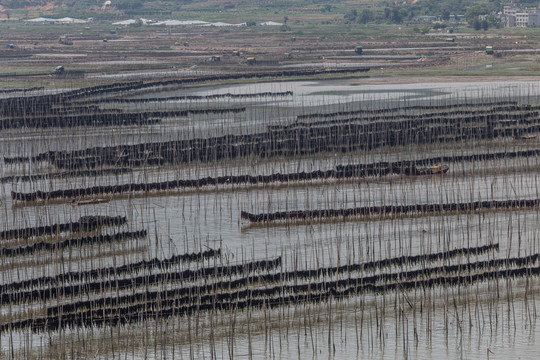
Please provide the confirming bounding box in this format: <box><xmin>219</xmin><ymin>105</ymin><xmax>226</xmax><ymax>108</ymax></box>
<box><xmin>502</xmin><ymin>4</ymin><xmax>540</xmax><ymax>27</ymax></box>
<box><xmin>514</xmin><ymin>12</ymin><xmax>529</xmax><ymax>27</ymax></box>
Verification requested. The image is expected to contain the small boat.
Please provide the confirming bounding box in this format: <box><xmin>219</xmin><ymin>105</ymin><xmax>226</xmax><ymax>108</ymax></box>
<box><xmin>70</xmin><ymin>198</ymin><xmax>110</xmax><ymax>206</ymax></box>
<box><xmin>515</xmin><ymin>134</ymin><xmax>537</xmax><ymax>140</ymax></box>
<box><xmin>413</xmin><ymin>165</ymin><xmax>450</xmax><ymax>176</ymax></box>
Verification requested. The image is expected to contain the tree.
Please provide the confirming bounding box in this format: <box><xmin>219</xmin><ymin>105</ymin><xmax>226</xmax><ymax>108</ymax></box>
<box><xmin>482</xmin><ymin>19</ymin><xmax>489</xmax><ymax>31</ymax></box>
<box><xmin>280</xmin><ymin>24</ymin><xmax>291</xmax><ymax>32</ymax></box>
<box><xmin>473</xmin><ymin>17</ymin><xmax>482</xmax><ymax>30</ymax></box>
<box><xmin>384</xmin><ymin>7</ymin><xmax>391</xmax><ymax>19</ymax></box>
<box><xmin>486</xmin><ymin>14</ymin><xmax>502</xmax><ymax>28</ymax></box>
<box><xmin>433</xmin><ymin>23</ymin><xmax>446</xmax><ymax>30</ymax></box>
<box><xmin>115</xmin><ymin>0</ymin><xmax>143</xmax><ymax>10</ymax></box>
<box><xmin>344</xmin><ymin>9</ymin><xmax>357</xmax><ymax>22</ymax></box>
<box><xmin>359</xmin><ymin>9</ymin><xmax>373</xmax><ymax>24</ymax></box>
<box><xmin>465</xmin><ymin>5</ymin><xmax>488</xmax><ymax>25</ymax></box>
<box><xmin>392</xmin><ymin>7</ymin><xmax>403</xmax><ymax>24</ymax></box>
<box><xmin>409</xmin><ymin>0</ymin><xmax>499</xmax><ymax>19</ymax></box>
<box><xmin>442</xmin><ymin>9</ymin><xmax>450</xmax><ymax>21</ymax></box>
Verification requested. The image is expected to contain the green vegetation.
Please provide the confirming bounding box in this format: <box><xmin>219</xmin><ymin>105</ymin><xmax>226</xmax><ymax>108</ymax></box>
<box><xmin>0</xmin><ymin>0</ymin><xmax>510</xmax><ymax>25</ymax></box>
<box><xmin>0</xmin><ymin>0</ymin><xmax>518</xmax><ymax>36</ymax></box>
<box><xmin>411</xmin><ymin>0</ymin><xmax>499</xmax><ymax>17</ymax></box>
<box><xmin>2</xmin><ymin>1</ymin><xmax>540</xmax><ymax>89</ymax></box>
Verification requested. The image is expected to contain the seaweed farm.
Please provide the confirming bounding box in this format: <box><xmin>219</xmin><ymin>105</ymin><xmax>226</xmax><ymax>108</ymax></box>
<box><xmin>2</xmin><ymin>78</ymin><xmax>540</xmax><ymax>359</ymax></box>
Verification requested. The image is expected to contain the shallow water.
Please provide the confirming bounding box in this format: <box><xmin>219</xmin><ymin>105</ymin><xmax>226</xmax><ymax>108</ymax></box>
<box><xmin>1</xmin><ymin>79</ymin><xmax>540</xmax><ymax>359</ymax></box>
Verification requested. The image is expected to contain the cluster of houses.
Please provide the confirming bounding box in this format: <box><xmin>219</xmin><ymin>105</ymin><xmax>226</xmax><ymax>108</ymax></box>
<box><xmin>501</xmin><ymin>5</ymin><xmax>540</xmax><ymax>27</ymax></box>
<box><xmin>415</xmin><ymin>4</ymin><xmax>540</xmax><ymax>28</ymax></box>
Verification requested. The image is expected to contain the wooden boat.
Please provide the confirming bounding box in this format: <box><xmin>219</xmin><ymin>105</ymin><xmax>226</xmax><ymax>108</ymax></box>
<box><xmin>70</xmin><ymin>198</ymin><xmax>110</xmax><ymax>206</ymax></box>
<box><xmin>515</xmin><ymin>134</ymin><xmax>537</xmax><ymax>140</ymax></box>
<box><xmin>413</xmin><ymin>165</ymin><xmax>450</xmax><ymax>175</ymax></box>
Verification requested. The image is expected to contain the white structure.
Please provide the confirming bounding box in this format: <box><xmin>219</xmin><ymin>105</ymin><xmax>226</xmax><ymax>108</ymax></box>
<box><xmin>113</xmin><ymin>18</ymin><xmax>283</xmax><ymax>27</ymax></box>
<box><xmin>501</xmin><ymin>4</ymin><xmax>540</xmax><ymax>27</ymax></box>
<box><xmin>28</xmin><ymin>17</ymin><xmax>88</xmax><ymax>24</ymax></box>
<box><xmin>514</xmin><ymin>12</ymin><xmax>529</xmax><ymax>27</ymax></box>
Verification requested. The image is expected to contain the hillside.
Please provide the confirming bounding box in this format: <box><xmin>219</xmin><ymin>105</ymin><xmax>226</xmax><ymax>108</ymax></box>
<box><xmin>1</xmin><ymin>0</ymin><xmax>534</xmax><ymax>21</ymax></box>
<box><xmin>409</xmin><ymin>0</ymin><xmax>537</xmax><ymax>16</ymax></box>
<box><xmin>0</xmin><ymin>0</ymin><xmax>509</xmax><ymax>14</ymax></box>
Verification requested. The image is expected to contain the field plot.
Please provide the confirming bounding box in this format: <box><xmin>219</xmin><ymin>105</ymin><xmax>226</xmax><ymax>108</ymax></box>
<box><xmin>1</xmin><ymin>77</ymin><xmax>540</xmax><ymax>359</ymax></box>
